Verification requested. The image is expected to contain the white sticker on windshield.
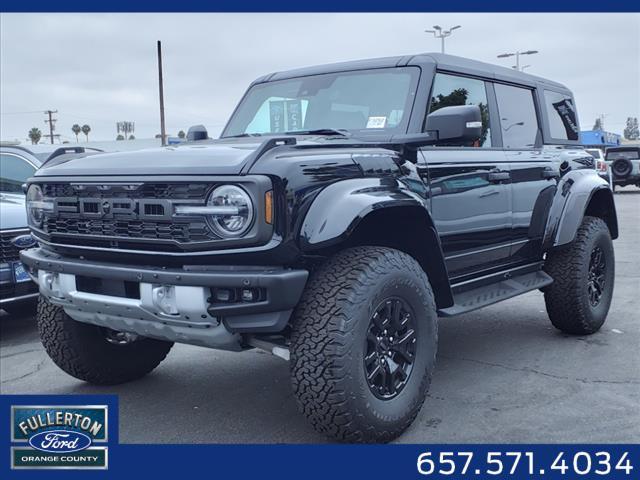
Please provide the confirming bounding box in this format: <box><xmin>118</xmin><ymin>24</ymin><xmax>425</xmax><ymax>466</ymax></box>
<box><xmin>366</xmin><ymin>116</ymin><xmax>387</xmax><ymax>129</ymax></box>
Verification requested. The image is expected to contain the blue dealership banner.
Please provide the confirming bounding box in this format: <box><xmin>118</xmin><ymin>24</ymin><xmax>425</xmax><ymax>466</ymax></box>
<box><xmin>0</xmin><ymin>0</ymin><xmax>638</xmax><ymax>11</ymax></box>
<box><xmin>1</xmin><ymin>395</ymin><xmax>638</xmax><ymax>479</ymax></box>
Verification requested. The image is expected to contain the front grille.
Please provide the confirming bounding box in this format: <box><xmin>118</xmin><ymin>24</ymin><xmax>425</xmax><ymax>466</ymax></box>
<box><xmin>44</xmin><ymin>218</ymin><xmax>211</xmax><ymax>243</ymax></box>
<box><xmin>1</xmin><ymin>230</ymin><xmax>28</xmax><ymax>264</ymax></box>
<box><xmin>42</xmin><ymin>183</ymin><xmax>209</xmax><ymax>199</ymax></box>
<box><xmin>38</xmin><ymin>182</ymin><xmax>218</xmax><ymax>250</ymax></box>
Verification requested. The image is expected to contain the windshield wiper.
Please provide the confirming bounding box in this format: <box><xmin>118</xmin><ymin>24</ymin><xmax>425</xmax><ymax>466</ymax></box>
<box><xmin>224</xmin><ymin>133</ymin><xmax>263</xmax><ymax>138</ymax></box>
<box><xmin>283</xmin><ymin>128</ymin><xmax>351</xmax><ymax>137</ymax></box>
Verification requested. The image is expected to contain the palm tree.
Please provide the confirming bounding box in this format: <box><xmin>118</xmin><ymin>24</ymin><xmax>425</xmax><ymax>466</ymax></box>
<box><xmin>28</xmin><ymin>127</ymin><xmax>42</xmax><ymax>145</ymax></box>
<box><xmin>71</xmin><ymin>124</ymin><xmax>82</xmax><ymax>142</ymax></box>
<box><xmin>81</xmin><ymin>124</ymin><xmax>91</xmax><ymax>142</ymax></box>
<box><xmin>178</xmin><ymin>130</ymin><xmax>186</xmax><ymax>139</ymax></box>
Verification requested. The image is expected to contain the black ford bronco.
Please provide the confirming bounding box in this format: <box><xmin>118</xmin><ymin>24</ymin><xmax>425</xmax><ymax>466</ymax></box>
<box><xmin>22</xmin><ymin>53</ymin><xmax>618</xmax><ymax>443</ymax></box>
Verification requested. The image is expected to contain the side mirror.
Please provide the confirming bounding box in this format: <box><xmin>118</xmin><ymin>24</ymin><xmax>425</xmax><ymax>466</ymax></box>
<box><xmin>187</xmin><ymin>125</ymin><xmax>208</xmax><ymax>142</ymax></box>
<box><xmin>425</xmin><ymin>105</ymin><xmax>482</xmax><ymax>145</ymax></box>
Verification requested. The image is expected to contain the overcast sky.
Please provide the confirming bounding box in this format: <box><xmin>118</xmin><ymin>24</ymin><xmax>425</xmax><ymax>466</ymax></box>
<box><xmin>1</xmin><ymin>13</ymin><xmax>638</xmax><ymax>143</ymax></box>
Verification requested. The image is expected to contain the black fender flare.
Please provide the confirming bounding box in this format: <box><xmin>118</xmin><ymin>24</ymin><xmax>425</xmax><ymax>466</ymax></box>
<box><xmin>299</xmin><ymin>177</ymin><xmax>454</xmax><ymax>308</ymax></box>
<box><xmin>544</xmin><ymin>170</ymin><xmax>618</xmax><ymax>249</ymax></box>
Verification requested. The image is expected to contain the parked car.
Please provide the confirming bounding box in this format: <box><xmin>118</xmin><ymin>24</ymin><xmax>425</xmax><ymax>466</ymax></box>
<box><xmin>1</xmin><ymin>145</ymin><xmax>102</xmax><ymax>314</ymax></box>
<box><xmin>605</xmin><ymin>145</ymin><xmax>640</xmax><ymax>191</ymax></box>
<box><xmin>21</xmin><ymin>54</ymin><xmax>617</xmax><ymax>443</ymax></box>
<box><xmin>585</xmin><ymin>148</ymin><xmax>612</xmax><ymax>187</ymax></box>
<box><xmin>1</xmin><ymin>145</ymin><xmax>42</xmax><ymax>314</ymax></box>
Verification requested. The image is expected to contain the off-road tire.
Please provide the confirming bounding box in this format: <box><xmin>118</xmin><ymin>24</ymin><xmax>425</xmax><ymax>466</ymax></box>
<box><xmin>37</xmin><ymin>296</ymin><xmax>173</xmax><ymax>384</ymax></box>
<box><xmin>543</xmin><ymin>216</ymin><xmax>614</xmax><ymax>335</ymax></box>
<box><xmin>290</xmin><ymin>246</ymin><xmax>438</xmax><ymax>443</ymax></box>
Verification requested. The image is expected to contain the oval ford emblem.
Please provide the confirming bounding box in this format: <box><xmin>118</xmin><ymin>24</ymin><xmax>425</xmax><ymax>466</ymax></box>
<box><xmin>28</xmin><ymin>429</ymin><xmax>92</xmax><ymax>453</ymax></box>
<box><xmin>10</xmin><ymin>234</ymin><xmax>36</xmax><ymax>249</ymax></box>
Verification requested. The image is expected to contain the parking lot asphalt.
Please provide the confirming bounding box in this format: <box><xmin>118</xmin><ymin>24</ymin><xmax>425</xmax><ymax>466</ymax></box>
<box><xmin>1</xmin><ymin>189</ymin><xmax>638</xmax><ymax>444</ymax></box>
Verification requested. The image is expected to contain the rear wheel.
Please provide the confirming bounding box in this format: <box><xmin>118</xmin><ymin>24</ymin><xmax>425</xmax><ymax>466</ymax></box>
<box><xmin>543</xmin><ymin>216</ymin><xmax>614</xmax><ymax>334</ymax></box>
<box><xmin>290</xmin><ymin>247</ymin><xmax>437</xmax><ymax>443</ymax></box>
<box><xmin>37</xmin><ymin>296</ymin><xmax>173</xmax><ymax>384</ymax></box>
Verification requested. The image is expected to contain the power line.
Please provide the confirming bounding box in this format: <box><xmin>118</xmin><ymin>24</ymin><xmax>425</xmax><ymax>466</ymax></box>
<box><xmin>0</xmin><ymin>110</ymin><xmax>44</xmax><ymax>115</ymax></box>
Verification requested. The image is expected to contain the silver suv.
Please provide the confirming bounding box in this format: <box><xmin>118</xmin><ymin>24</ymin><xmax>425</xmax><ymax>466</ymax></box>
<box><xmin>1</xmin><ymin>145</ymin><xmax>42</xmax><ymax>314</ymax></box>
<box><xmin>605</xmin><ymin>145</ymin><xmax>640</xmax><ymax>191</ymax></box>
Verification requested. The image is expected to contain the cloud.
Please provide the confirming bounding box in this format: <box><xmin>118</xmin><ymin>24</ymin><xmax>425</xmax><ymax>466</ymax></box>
<box><xmin>1</xmin><ymin>13</ymin><xmax>638</xmax><ymax>142</ymax></box>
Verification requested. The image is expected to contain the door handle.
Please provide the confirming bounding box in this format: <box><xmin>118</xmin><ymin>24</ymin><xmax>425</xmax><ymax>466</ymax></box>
<box><xmin>487</xmin><ymin>170</ymin><xmax>510</xmax><ymax>182</ymax></box>
<box><xmin>542</xmin><ymin>167</ymin><xmax>560</xmax><ymax>179</ymax></box>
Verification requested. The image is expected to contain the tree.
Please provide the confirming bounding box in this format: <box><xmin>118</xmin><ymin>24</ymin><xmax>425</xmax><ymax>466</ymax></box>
<box><xmin>593</xmin><ymin>117</ymin><xmax>603</xmax><ymax>131</ymax></box>
<box><xmin>71</xmin><ymin>124</ymin><xmax>82</xmax><ymax>142</ymax></box>
<box><xmin>623</xmin><ymin>117</ymin><xmax>639</xmax><ymax>141</ymax></box>
<box><xmin>116</xmin><ymin>134</ymin><xmax>125</xmax><ymax>141</ymax></box>
<box><xmin>128</xmin><ymin>134</ymin><xmax>135</xmax><ymax>140</ymax></box>
<box><xmin>178</xmin><ymin>130</ymin><xmax>186</xmax><ymax>139</ymax></box>
<box><xmin>81</xmin><ymin>124</ymin><xmax>91</xmax><ymax>142</ymax></box>
<box><xmin>28</xmin><ymin>127</ymin><xmax>42</xmax><ymax>145</ymax></box>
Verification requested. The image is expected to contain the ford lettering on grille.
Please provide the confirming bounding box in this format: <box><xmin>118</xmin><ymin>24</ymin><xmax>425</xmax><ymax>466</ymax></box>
<box><xmin>56</xmin><ymin>197</ymin><xmax>173</xmax><ymax>221</ymax></box>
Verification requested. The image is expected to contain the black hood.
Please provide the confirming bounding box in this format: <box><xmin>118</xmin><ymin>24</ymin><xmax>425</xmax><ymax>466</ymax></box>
<box><xmin>34</xmin><ymin>140</ymin><xmax>267</xmax><ymax>177</ymax></box>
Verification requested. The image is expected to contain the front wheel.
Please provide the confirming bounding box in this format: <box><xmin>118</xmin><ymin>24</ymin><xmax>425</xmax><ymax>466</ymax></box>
<box><xmin>290</xmin><ymin>247</ymin><xmax>438</xmax><ymax>443</ymax></box>
<box><xmin>38</xmin><ymin>296</ymin><xmax>173</xmax><ymax>384</ymax></box>
<box><xmin>543</xmin><ymin>216</ymin><xmax>615</xmax><ymax>335</ymax></box>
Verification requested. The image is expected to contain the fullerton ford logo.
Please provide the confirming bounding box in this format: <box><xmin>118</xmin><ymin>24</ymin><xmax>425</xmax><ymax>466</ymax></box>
<box><xmin>28</xmin><ymin>429</ymin><xmax>92</xmax><ymax>453</ymax></box>
<box><xmin>10</xmin><ymin>234</ymin><xmax>37</xmax><ymax>249</ymax></box>
<box><xmin>11</xmin><ymin>404</ymin><xmax>109</xmax><ymax>470</ymax></box>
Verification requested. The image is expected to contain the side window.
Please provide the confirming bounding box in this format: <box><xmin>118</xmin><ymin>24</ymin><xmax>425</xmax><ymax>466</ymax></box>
<box><xmin>544</xmin><ymin>90</ymin><xmax>579</xmax><ymax>141</ymax></box>
<box><xmin>494</xmin><ymin>83</ymin><xmax>539</xmax><ymax>149</ymax></box>
<box><xmin>0</xmin><ymin>154</ymin><xmax>36</xmax><ymax>193</ymax></box>
<box><xmin>428</xmin><ymin>73</ymin><xmax>491</xmax><ymax>147</ymax></box>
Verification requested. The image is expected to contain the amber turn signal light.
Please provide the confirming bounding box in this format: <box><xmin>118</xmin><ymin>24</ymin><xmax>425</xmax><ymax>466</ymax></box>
<box><xmin>265</xmin><ymin>191</ymin><xmax>273</xmax><ymax>224</ymax></box>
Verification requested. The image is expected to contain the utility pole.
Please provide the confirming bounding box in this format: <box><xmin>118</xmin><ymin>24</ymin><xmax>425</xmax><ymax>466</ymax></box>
<box><xmin>425</xmin><ymin>25</ymin><xmax>461</xmax><ymax>54</ymax></box>
<box><xmin>597</xmin><ymin>113</ymin><xmax>608</xmax><ymax>131</ymax></box>
<box><xmin>497</xmin><ymin>50</ymin><xmax>538</xmax><ymax>71</ymax></box>
<box><xmin>44</xmin><ymin>110</ymin><xmax>60</xmax><ymax>144</ymax></box>
<box><xmin>157</xmin><ymin>40</ymin><xmax>167</xmax><ymax>147</ymax></box>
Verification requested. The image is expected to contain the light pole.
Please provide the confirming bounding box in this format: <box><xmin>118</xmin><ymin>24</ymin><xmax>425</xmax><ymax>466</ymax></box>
<box><xmin>497</xmin><ymin>50</ymin><xmax>538</xmax><ymax>71</ymax></box>
<box><xmin>425</xmin><ymin>25</ymin><xmax>461</xmax><ymax>54</ymax></box>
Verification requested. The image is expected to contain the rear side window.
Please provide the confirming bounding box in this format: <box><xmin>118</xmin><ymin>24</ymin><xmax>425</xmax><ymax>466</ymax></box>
<box><xmin>606</xmin><ymin>149</ymin><xmax>640</xmax><ymax>160</ymax></box>
<box><xmin>428</xmin><ymin>73</ymin><xmax>492</xmax><ymax>147</ymax></box>
<box><xmin>544</xmin><ymin>90</ymin><xmax>579</xmax><ymax>141</ymax></box>
<box><xmin>0</xmin><ymin>153</ymin><xmax>35</xmax><ymax>193</ymax></box>
<box><xmin>494</xmin><ymin>83</ymin><xmax>539</xmax><ymax>149</ymax></box>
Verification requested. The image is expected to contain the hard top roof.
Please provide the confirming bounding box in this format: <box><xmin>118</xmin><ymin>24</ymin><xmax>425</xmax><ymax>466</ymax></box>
<box><xmin>253</xmin><ymin>52</ymin><xmax>569</xmax><ymax>92</ymax></box>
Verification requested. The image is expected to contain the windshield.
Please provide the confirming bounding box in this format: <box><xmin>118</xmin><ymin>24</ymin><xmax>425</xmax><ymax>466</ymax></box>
<box><xmin>586</xmin><ymin>149</ymin><xmax>602</xmax><ymax>159</ymax></box>
<box><xmin>0</xmin><ymin>153</ymin><xmax>36</xmax><ymax>193</ymax></box>
<box><xmin>223</xmin><ymin>67</ymin><xmax>420</xmax><ymax>137</ymax></box>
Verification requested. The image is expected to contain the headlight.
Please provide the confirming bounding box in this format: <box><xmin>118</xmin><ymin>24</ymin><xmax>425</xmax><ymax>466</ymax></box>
<box><xmin>206</xmin><ymin>185</ymin><xmax>254</xmax><ymax>238</ymax></box>
<box><xmin>26</xmin><ymin>184</ymin><xmax>52</xmax><ymax>228</ymax></box>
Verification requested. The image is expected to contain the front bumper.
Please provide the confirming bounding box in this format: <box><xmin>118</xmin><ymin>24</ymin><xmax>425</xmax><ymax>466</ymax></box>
<box><xmin>20</xmin><ymin>248</ymin><xmax>308</xmax><ymax>350</ymax></box>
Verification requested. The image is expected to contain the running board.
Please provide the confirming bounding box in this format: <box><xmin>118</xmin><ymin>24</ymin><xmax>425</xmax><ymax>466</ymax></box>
<box><xmin>438</xmin><ymin>270</ymin><xmax>553</xmax><ymax>317</ymax></box>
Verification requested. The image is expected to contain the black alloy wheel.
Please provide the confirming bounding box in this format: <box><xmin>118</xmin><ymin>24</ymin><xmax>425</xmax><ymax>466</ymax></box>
<box><xmin>587</xmin><ymin>246</ymin><xmax>606</xmax><ymax>307</ymax></box>
<box><xmin>364</xmin><ymin>298</ymin><xmax>417</xmax><ymax>400</ymax></box>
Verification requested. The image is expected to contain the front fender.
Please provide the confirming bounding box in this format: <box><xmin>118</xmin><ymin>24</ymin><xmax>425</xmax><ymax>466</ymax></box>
<box><xmin>299</xmin><ymin>177</ymin><xmax>427</xmax><ymax>249</ymax></box>
<box><xmin>298</xmin><ymin>176</ymin><xmax>453</xmax><ymax>308</ymax></box>
<box><xmin>545</xmin><ymin>169</ymin><xmax>618</xmax><ymax>249</ymax></box>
